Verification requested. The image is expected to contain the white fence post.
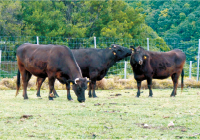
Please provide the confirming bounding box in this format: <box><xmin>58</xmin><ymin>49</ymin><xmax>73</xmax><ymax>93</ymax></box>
<box><xmin>147</xmin><ymin>38</ymin><xmax>149</xmax><ymax>51</ymax></box>
<box><xmin>189</xmin><ymin>61</ymin><xmax>192</xmax><ymax>79</ymax></box>
<box><xmin>37</xmin><ymin>36</ymin><xmax>39</xmax><ymax>45</ymax></box>
<box><xmin>94</xmin><ymin>36</ymin><xmax>96</xmax><ymax>48</ymax></box>
<box><xmin>197</xmin><ymin>39</ymin><xmax>200</xmax><ymax>81</ymax></box>
<box><xmin>124</xmin><ymin>61</ymin><xmax>127</xmax><ymax>79</ymax></box>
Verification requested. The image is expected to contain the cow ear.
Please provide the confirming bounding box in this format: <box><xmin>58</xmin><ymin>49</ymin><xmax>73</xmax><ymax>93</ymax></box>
<box><xmin>130</xmin><ymin>46</ymin><xmax>135</xmax><ymax>49</ymax></box>
<box><xmin>130</xmin><ymin>46</ymin><xmax>135</xmax><ymax>53</ymax></box>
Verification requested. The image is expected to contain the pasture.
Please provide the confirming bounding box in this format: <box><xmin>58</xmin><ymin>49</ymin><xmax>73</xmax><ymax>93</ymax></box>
<box><xmin>0</xmin><ymin>88</ymin><xmax>200</xmax><ymax>139</ymax></box>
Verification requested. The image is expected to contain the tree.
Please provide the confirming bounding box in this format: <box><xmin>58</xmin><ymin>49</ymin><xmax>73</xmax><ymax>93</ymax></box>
<box><xmin>22</xmin><ymin>1</ymin><xmax>67</xmax><ymax>37</ymax></box>
<box><xmin>0</xmin><ymin>0</ymin><xmax>22</xmax><ymax>36</ymax></box>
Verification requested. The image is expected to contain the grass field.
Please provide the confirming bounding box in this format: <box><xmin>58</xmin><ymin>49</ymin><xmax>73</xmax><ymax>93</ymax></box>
<box><xmin>0</xmin><ymin>88</ymin><xmax>200</xmax><ymax>139</ymax></box>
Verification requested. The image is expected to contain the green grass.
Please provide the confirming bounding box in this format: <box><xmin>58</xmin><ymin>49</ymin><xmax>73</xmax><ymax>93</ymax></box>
<box><xmin>0</xmin><ymin>88</ymin><xmax>200</xmax><ymax>139</ymax></box>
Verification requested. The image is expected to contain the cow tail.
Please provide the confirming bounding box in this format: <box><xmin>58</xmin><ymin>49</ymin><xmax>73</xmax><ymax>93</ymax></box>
<box><xmin>15</xmin><ymin>69</ymin><xmax>21</xmax><ymax>97</ymax></box>
<box><xmin>181</xmin><ymin>69</ymin><xmax>184</xmax><ymax>94</ymax></box>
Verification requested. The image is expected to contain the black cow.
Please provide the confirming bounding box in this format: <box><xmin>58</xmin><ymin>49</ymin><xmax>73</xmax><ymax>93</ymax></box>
<box><xmin>36</xmin><ymin>44</ymin><xmax>132</xmax><ymax>100</ymax></box>
<box><xmin>130</xmin><ymin>46</ymin><xmax>186</xmax><ymax>97</ymax></box>
<box><xmin>16</xmin><ymin>44</ymin><xmax>88</xmax><ymax>102</ymax></box>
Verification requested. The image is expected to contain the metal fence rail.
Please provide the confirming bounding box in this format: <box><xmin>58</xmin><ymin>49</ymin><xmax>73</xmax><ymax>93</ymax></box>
<box><xmin>0</xmin><ymin>36</ymin><xmax>199</xmax><ymax>81</ymax></box>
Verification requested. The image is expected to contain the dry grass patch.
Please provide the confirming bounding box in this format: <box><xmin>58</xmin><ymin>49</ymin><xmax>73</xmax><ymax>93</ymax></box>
<box><xmin>0</xmin><ymin>75</ymin><xmax>200</xmax><ymax>90</ymax></box>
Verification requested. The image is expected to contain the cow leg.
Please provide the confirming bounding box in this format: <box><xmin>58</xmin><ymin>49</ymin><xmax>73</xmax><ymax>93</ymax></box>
<box><xmin>48</xmin><ymin>76</ymin><xmax>56</xmax><ymax>100</ymax></box>
<box><xmin>147</xmin><ymin>78</ymin><xmax>153</xmax><ymax>97</ymax></box>
<box><xmin>36</xmin><ymin>77</ymin><xmax>46</xmax><ymax>97</ymax></box>
<box><xmin>21</xmin><ymin>70</ymin><xmax>32</xmax><ymax>99</ymax></box>
<box><xmin>88</xmin><ymin>81</ymin><xmax>92</xmax><ymax>98</ymax></box>
<box><xmin>136</xmin><ymin>81</ymin><xmax>141</xmax><ymax>97</ymax></box>
<box><xmin>53</xmin><ymin>88</ymin><xmax>59</xmax><ymax>98</ymax></box>
<box><xmin>66</xmin><ymin>82</ymin><xmax>73</xmax><ymax>101</ymax></box>
<box><xmin>171</xmin><ymin>73</ymin><xmax>179</xmax><ymax>97</ymax></box>
<box><xmin>91</xmin><ymin>80</ymin><xmax>97</xmax><ymax>98</ymax></box>
<box><xmin>88</xmin><ymin>82</ymin><xmax>92</xmax><ymax>98</ymax></box>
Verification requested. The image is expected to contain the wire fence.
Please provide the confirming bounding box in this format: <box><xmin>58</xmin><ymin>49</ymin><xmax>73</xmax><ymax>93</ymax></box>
<box><xmin>0</xmin><ymin>36</ymin><xmax>199</xmax><ymax>81</ymax></box>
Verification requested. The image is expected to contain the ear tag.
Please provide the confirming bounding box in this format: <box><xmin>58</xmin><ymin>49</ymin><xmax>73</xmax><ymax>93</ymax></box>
<box><xmin>109</xmin><ymin>48</ymin><xmax>111</xmax><ymax>49</ymax></box>
<box><xmin>144</xmin><ymin>56</ymin><xmax>147</xmax><ymax>59</ymax></box>
<box><xmin>114</xmin><ymin>45</ymin><xmax>116</xmax><ymax>48</ymax></box>
<box><xmin>113</xmin><ymin>52</ymin><xmax>116</xmax><ymax>55</ymax></box>
<box><xmin>132</xmin><ymin>48</ymin><xmax>134</xmax><ymax>53</ymax></box>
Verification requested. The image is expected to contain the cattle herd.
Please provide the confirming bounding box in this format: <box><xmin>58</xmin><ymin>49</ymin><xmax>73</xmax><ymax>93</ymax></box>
<box><xmin>15</xmin><ymin>43</ymin><xmax>186</xmax><ymax>102</ymax></box>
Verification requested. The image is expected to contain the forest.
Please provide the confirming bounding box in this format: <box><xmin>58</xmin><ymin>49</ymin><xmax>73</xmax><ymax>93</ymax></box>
<box><xmin>1</xmin><ymin>0</ymin><xmax>200</xmax><ymax>40</ymax></box>
<box><xmin>128</xmin><ymin>1</ymin><xmax>200</xmax><ymax>40</ymax></box>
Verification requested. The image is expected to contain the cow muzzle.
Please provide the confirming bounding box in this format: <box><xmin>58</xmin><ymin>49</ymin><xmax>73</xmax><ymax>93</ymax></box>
<box><xmin>78</xmin><ymin>99</ymin><xmax>85</xmax><ymax>103</ymax></box>
<box><xmin>139</xmin><ymin>60</ymin><xmax>143</xmax><ymax>65</ymax></box>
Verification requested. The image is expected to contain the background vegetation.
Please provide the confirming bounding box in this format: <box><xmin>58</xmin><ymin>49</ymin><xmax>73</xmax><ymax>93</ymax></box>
<box><xmin>136</xmin><ymin>1</ymin><xmax>200</xmax><ymax>41</ymax></box>
<box><xmin>1</xmin><ymin>0</ymin><xmax>199</xmax><ymax>43</ymax></box>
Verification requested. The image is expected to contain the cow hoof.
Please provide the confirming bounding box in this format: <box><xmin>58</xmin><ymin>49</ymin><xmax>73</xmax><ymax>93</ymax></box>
<box><xmin>148</xmin><ymin>96</ymin><xmax>153</xmax><ymax>98</ymax></box>
<box><xmin>49</xmin><ymin>97</ymin><xmax>54</xmax><ymax>100</ymax></box>
<box><xmin>93</xmin><ymin>96</ymin><xmax>98</xmax><ymax>98</ymax></box>
<box><xmin>68</xmin><ymin>99</ymin><xmax>74</xmax><ymax>102</ymax></box>
<box><xmin>135</xmin><ymin>96</ymin><xmax>139</xmax><ymax>98</ymax></box>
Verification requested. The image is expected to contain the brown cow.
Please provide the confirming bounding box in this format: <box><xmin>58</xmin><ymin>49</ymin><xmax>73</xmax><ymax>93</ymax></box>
<box><xmin>130</xmin><ymin>46</ymin><xmax>186</xmax><ymax>97</ymax></box>
<box><xmin>16</xmin><ymin>44</ymin><xmax>88</xmax><ymax>102</ymax></box>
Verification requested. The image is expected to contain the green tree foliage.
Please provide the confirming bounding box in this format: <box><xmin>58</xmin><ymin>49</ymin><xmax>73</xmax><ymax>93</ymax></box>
<box><xmin>22</xmin><ymin>1</ymin><xmax>67</xmax><ymax>37</ymax></box>
<box><xmin>0</xmin><ymin>0</ymin><xmax>160</xmax><ymax>40</ymax></box>
<box><xmin>0</xmin><ymin>0</ymin><xmax>22</xmax><ymax>36</ymax></box>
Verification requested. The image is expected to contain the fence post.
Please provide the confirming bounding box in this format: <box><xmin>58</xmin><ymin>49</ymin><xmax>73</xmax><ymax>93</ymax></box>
<box><xmin>124</xmin><ymin>61</ymin><xmax>127</xmax><ymax>79</ymax></box>
<box><xmin>37</xmin><ymin>36</ymin><xmax>39</xmax><ymax>45</ymax></box>
<box><xmin>94</xmin><ymin>36</ymin><xmax>96</xmax><ymax>48</ymax></box>
<box><xmin>189</xmin><ymin>61</ymin><xmax>192</xmax><ymax>79</ymax></box>
<box><xmin>147</xmin><ymin>38</ymin><xmax>149</xmax><ymax>51</ymax></box>
<box><xmin>197</xmin><ymin>39</ymin><xmax>200</xmax><ymax>81</ymax></box>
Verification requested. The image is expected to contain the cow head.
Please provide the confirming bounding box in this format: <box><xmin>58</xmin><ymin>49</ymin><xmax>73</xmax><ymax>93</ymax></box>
<box><xmin>130</xmin><ymin>46</ymin><xmax>149</xmax><ymax>66</ymax></box>
<box><xmin>68</xmin><ymin>77</ymin><xmax>88</xmax><ymax>102</ymax></box>
<box><xmin>108</xmin><ymin>44</ymin><xmax>132</xmax><ymax>61</ymax></box>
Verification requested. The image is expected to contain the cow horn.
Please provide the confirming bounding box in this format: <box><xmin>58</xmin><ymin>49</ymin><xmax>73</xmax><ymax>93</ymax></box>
<box><xmin>75</xmin><ymin>78</ymin><xmax>79</xmax><ymax>84</ymax></box>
